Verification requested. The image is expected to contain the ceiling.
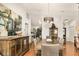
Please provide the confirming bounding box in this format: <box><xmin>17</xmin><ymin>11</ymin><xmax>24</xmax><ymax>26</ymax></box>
<box><xmin>20</xmin><ymin>3</ymin><xmax>79</xmax><ymax>26</ymax></box>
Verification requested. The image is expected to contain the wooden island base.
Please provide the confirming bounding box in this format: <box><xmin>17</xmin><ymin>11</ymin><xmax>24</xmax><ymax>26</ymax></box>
<box><xmin>0</xmin><ymin>36</ymin><xmax>29</xmax><ymax>56</ymax></box>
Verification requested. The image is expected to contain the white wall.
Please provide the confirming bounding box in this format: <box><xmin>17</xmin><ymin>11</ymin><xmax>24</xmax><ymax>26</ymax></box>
<box><xmin>66</xmin><ymin>21</ymin><xmax>75</xmax><ymax>42</ymax></box>
<box><xmin>54</xmin><ymin>16</ymin><xmax>63</xmax><ymax>39</ymax></box>
<box><xmin>42</xmin><ymin>20</ymin><xmax>50</xmax><ymax>39</ymax></box>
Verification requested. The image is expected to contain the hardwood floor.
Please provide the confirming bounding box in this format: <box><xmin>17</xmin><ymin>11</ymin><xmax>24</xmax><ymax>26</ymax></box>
<box><xmin>63</xmin><ymin>41</ymin><xmax>79</xmax><ymax>56</ymax></box>
<box><xmin>24</xmin><ymin>42</ymin><xmax>36</xmax><ymax>56</ymax></box>
<box><xmin>24</xmin><ymin>41</ymin><xmax>79</xmax><ymax>56</ymax></box>
<box><xmin>24</xmin><ymin>40</ymin><xmax>41</xmax><ymax>56</ymax></box>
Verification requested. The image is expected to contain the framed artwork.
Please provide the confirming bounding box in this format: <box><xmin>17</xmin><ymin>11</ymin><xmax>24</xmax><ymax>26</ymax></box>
<box><xmin>14</xmin><ymin>16</ymin><xmax>22</xmax><ymax>31</ymax></box>
<box><xmin>0</xmin><ymin>4</ymin><xmax>22</xmax><ymax>36</ymax></box>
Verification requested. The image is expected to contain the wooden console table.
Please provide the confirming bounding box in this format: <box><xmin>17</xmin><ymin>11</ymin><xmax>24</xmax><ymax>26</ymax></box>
<box><xmin>0</xmin><ymin>36</ymin><xmax>29</xmax><ymax>56</ymax></box>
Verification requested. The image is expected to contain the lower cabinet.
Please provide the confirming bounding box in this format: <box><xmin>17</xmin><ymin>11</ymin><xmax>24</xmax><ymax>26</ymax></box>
<box><xmin>22</xmin><ymin>37</ymin><xmax>29</xmax><ymax>51</ymax></box>
<box><xmin>16</xmin><ymin>39</ymin><xmax>22</xmax><ymax>55</ymax></box>
<box><xmin>0</xmin><ymin>36</ymin><xmax>29</xmax><ymax>56</ymax></box>
<box><xmin>11</xmin><ymin>45</ymin><xmax>16</xmax><ymax>56</ymax></box>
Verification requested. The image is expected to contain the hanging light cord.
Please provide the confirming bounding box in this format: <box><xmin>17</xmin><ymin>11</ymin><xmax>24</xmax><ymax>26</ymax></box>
<box><xmin>48</xmin><ymin>3</ymin><xmax>49</xmax><ymax>16</ymax></box>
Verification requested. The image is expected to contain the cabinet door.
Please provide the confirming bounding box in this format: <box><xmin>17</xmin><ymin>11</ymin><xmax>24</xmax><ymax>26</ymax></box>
<box><xmin>15</xmin><ymin>39</ymin><xmax>21</xmax><ymax>55</ymax></box>
<box><xmin>22</xmin><ymin>39</ymin><xmax>26</xmax><ymax>51</ymax></box>
<box><xmin>11</xmin><ymin>45</ymin><xmax>16</xmax><ymax>56</ymax></box>
<box><xmin>22</xmin><ymin>37</ymin><xmax>29</xmax><ymax>51</ymax></box>
<box><xmin>26</xmin><ymin>37</ymin><xmax>29</xmax><ymax>51</ymax></box>
<box><xmin>11</xmin><ymin>40</ymin><xmax>16</xmax><ymax>56</ymax></box>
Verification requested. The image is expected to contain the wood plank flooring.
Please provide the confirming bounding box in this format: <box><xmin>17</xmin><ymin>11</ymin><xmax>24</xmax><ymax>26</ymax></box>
<box><xmin>24</xmin><ymin>41</ymin><xmax>79</xmax><ymax>56</ymax></box>
<box><xmin>63</xmin><ymin>42</ymin><xmax>77</xmax><ymax>56</ymax></box>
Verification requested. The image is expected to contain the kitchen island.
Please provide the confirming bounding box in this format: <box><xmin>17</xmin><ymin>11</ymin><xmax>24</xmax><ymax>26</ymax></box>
<box><xmin>0</xmin><ymin>36</ymin><xmax>29</xmax><ymax>56</ymax></box>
